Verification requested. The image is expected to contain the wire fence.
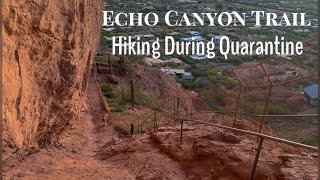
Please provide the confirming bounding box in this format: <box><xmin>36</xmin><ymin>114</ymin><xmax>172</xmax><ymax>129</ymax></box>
<box><xmin>95</xmin><ymin>36</ymin><xmax>318</xmax><ymax>147</ymax></box>
<box><xmin>219</xmin><ymin>36</ymin><xmax>318</xmax><ymax>147</ymax></box>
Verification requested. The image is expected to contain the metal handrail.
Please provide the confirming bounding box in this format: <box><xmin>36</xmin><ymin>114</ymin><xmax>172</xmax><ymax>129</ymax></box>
<box><xmin>140</xmin><ymin>109</ymin><xmax>173</xmax><ymax>126</ymax></box>
<box><xmin>140</xmin><ymin>110</ymin><xmax>173</xmax><ymax>132</ymax></box>
<box><xmin>214</xmin><ymin>111</ymin><xmax>318</xmax><ymax>118</ymax></box>
<box><xmin>174</xmin><ymin>116</ymin><xmax>317</xmax><ymax>151</ymax></box>
<box><xmin>172</xmin><ymin>115</ymin><xmax>317</xmax><ymax>180</ymax></box>
<box><xmin>136</xmin><ymin>98</ymin><xmax>174</xmax><ymax>126</ymax></box>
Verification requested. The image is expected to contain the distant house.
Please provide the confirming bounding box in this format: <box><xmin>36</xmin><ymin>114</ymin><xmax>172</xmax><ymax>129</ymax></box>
<box><xmin>144</xmin><ymin>58</ymin><xmax>164</xmax><ymax>66</ymax></box>
<box><xmin>179</xmin><ymin>0</ymin><xmax>199</xmax><ymax>3</ymax></box>
<box><xmin>184</xmin><ymin>9</ymin><xmax>193</xmax><ymax>14</ymax></box>
<box><xmin>168</xmin><ymin>32</ymin><xmax>180</xmax><ymax>36</ymax></box>
<box><xmin>181</xmin><ymin>36</ymin><xmax>204</xmax><ymax>42</ymax></box>
<box><xmin>164</xmin><ymin>58</ymin><xmax>183</xmax><ymax>66</ymax></box>
<box><xmin>212</xmin><ymin>36</ymin><xmax>221</xmax><ymax>42</ymax></box>
<box><xmin>279</xmin><ymin>54</ymin><xmax>294</xmax><ymax>60</ymax></box>
<box><xmin>134</xmin><ymin>34</ymin><xmax>155</xmax><ymax>39</ymax></box>
<box><xmin>161</xmin><ymin>68</ymin><xmax>193</xmax><ymax>80</ymax></box>
<box><xmin>144</xmin><ymin>34</ymin><xmax>155</xmax><ymax>38</ymax></box>
<box><xmin>214</xmin><ymin>63</ymin><xmax>232</xmax><ymax>69</ymax></box>
<box><xmin>182</xmin><ymin>72</ymin><xmax>194</xmax><ymax>80</ymax></box>
<box><xmin>134</xmin><ymin>34</ymin><xmax>145</xmax><ymax>39</ymax></box>
<box><xmin>249</xmin><ymin>25</ymin><xmax>261</xmax><ymax>29</ymax></box>
<box><xmin>104</xmin><ymin>36</ymin><xmax>113</xmax><ymax>41</ymax></box>
<box><xmin>188</xmin><ymin>31</ymin><xmax>200</xmax><ymax>36</ymax></box>
<box><xmin>303</xmin><ymin>84</ymin><xmax>318</xmax><ymax>106</ymax></box>
<box><xmin>170</xmin><ymin>69</ymin><xmax>185</xmax><ymax>77</ymax></box>
<box><xmin>294</xmin><ymin>29</ymin><xmax>310</xmax><ymax>33</ymax></box>
<box><xmin>190</xmin><ymin>54</ymin><xmax>208</xmax><ymax>60</ymax></box>
<box><xmin>144</xmin><ymin>58</ymin><xmax>183</xmax><ymax>67</ymax></box>
<box><xmin>103</xmin><ymin>28</ymin><xmax>115</xmax><ymax>32</ymax></box>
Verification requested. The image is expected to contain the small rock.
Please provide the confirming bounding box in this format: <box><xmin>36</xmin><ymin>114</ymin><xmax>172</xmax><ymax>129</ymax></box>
<box><xmin>221</xmin><ymin>133</ymin><xmax>241</xmax><ymax>144</ymax></box>
<box><xmin>311</xmin><ymin>153</ymin><xmax>318</xmax><ymax>158</ymax></box>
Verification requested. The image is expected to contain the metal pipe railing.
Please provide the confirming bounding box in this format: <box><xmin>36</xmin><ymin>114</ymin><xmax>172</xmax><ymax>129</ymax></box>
<box><xmin>175</xmin><ymin>117</ymin><xmax>317</xmax><ymax>151</ymax></box>
<box><xmin>172</xmin><ymin>116</ymin><xmax>317</xmax><ymax>180</ymax></box>
<box><xmin>214</xmin><ymin>111</ymin><xmax>318</xmax><ymax>118</ymax></box>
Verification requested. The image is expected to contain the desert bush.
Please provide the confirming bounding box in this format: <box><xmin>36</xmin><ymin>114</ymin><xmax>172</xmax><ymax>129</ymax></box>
<box><xmin>111</xmin><ymin>106</ymin><xmax>125</xmax><ymax>112</ymax></box>
<box><xmin>100</xmin><ymin>83</ymin><xmax>115</xmax><ymax>98</ymax></box>
<box><xmin>121</xmin><ymin>84</ymin><xmax>149</xmax><ymax>106</ymax></box>
<box><xmin>267</xmin><ymin>104</ymin><xmax>295</xmax><ymax>115</ymax></box>
<box><xmin>301</xmin><ymin>135</ymin><xmax>318</xmax><ymax>147</ymax></box>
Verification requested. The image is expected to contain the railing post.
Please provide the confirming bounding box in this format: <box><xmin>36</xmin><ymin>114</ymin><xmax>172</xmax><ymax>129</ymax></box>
<box><xmin>190</xmin><ymin>98</ymin><xmax>194</xmax><ymax>119</ymax></box>
<box><xmin>121</xmin><ymin>54</ymin><xmax>125</xmax><ymax>75</ymax></box>
<box><xmin>259</xmin><ymin>63</ymin><xmax>274</xmax><ymax>134</ymax></box>
<box><xmin>173</xmin><ymin>98</ymin><xmax>176</xmax><ymax>115</ymax></box>
<box><xmin>223</xmin><ymin>92</ymin><xmax>227</xmax><ymax>121</ymax></box>
<box><xmin>250</xmin><ymin>137</ymin><xmax>264</xmax><ymax>180</ymax></box>
<box><xmin>138</xmin><ymin>119</ymin><xmax>140</xmax><ymax>133</ymax></box>
<box><xmin>177</xmin><ymin>97</ymin><xmax>180</xmax><ymax>115</ymax></box>
<box><xmin>130</xmin><ymin>79</ymin><xmax>134</xmax><ymax>108</ymax></box>
<box><xmin>180</xmin><ymin>120</ymin><xmax>184</xmax><ymax>145</ymax></box>
<box><xmin>108</xmin><ymin>53</ymin><xmax>111</xmax><ymax>74</ymax></box>
<box><xmin>233</xmin><ymin>84</ymin><xmax>243</xmax><ymax>127</ymax></box>
<box><xmin>121</xmin><ymin>86</ymin><xmax>125</xmax><ymax>101</ymax></box>
<box><xmin>140</xmin><ymin>124</ymin><xmax>143</xmax><ymax>133</ymax></box>
<box><xmin>154</xmin><ymin>112</ymin><xmax>157</xmax><ymax>131</ymax></box>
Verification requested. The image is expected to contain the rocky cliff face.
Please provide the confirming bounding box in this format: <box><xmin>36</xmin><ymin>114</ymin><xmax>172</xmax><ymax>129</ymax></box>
<box><xmin>2</xmin><ymin>0</ymin><xmax>103</xmax><ymax>153</ymax></box>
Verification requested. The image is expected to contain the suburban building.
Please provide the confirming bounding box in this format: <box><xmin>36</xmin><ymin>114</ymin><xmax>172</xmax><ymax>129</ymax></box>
<box><xmin>161</xmin><ymin>68</ymin><xmax>193</xmax><ymax>80</ymax></box>
<box><xmin>303</xmin><ymin>84</ymin><xmax>318</xmax><ymax>106</ymax></box>
<box><xmin>182</xmin><ymin>72</ymin><xmax>194</xmax><ymax>80</ymax></box>
<box><xmin>212</xmin><ymin>35</ymin><xmax>221</xmax><ymax>42</ymax></box>
<box><xmin>190</xmin><ymin>54</ymin><xmax>208</xmax><ymax>60</ymax></box>
<box><xmin>161</xmin><ymin>68</ymin><xmax>184</xmax><ymax>75</ymax></box>
<box><xmin>134</xmin><ymin>34</ymin><xmax>155</xmax><ymax>39</ymax></box>
<box><xmin>294</xmin><ymin>29</ymin><xmax>311</xmax><ymax>33</ymax></box>
<box><xmin>181</xmin><ymin>36</ymin><xmax>204</xmax><ymax>42</ymax></box>
<box><xmin>103</xmin><ymin>27</ymin><xmax>115</xmax><ymax>32</ymax></box>
<box><xmin>214</xmin><ymin>63</ymin><xmax>232</xmax><ymax>69</ymax></box>
<box><xmin>188</xmin><ymin>31</ymin><xmax>200</xmax><ymax>36</ymax></box>
<box><xmin>144</xmin><ymin>58</ymin><xmax>183</xmax><ymax>67</ymax></box>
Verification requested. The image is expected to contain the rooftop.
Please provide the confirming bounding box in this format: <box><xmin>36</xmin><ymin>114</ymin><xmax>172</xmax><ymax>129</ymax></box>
<box><xmin>303</xmin><ymin>84</ymin><xmax>318</xmax><ymax>100</ymax></box>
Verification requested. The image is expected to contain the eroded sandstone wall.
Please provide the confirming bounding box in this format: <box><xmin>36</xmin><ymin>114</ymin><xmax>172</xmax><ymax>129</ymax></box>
<box><xmin>2</xmin><ymin>0</ymin><xmax>103</xmax><ymax>152</ymax></box>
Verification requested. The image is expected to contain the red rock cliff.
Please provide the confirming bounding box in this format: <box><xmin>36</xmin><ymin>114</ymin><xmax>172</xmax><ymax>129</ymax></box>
<box><xmin>2</xmin><ymin>0</ymin><xmax>103</xmax><ymax>152</ymax></box>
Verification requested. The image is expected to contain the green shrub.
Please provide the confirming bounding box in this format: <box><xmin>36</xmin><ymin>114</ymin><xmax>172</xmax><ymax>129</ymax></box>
<box><xmin>95</xmin><ymin>56</ymin><xmax>107</xmax><ymax>63</ymax></box>
<box><xmin>122</xmin><ymin>84</ymin><xmax>149</xmax><ymax>106</ymax></box>
<box><xmin>103</xmin><ymin>91</ymin><xmax>115</xmax><ymax>99</ymax></box>
<box><xmin>301</xmin><ymin>135</ymin><xmax>318</xmax><ymax>147</ymax></box>
<box><xmin>111</xmin><ymin>106</ymin><xmax>124</xmax><ymax>112</ymax></box>
<box><xmin>267</xmin><ymin>104</ymin><xmax>295</xmax><ymax>115</ymax></box>
<box><xmin>100</xmin><ymin>83</ymin><xmax>115</xmax><ymax>98</ymax></box>
<box><xmin>223</xmin><ymin>79</ymin><xmax>239</xmax><ymax>90</ymax></box>
<box><xmin>100</xmin><ymin>83</ymin><xmax>113</xmax><ymax>92</ymax></box>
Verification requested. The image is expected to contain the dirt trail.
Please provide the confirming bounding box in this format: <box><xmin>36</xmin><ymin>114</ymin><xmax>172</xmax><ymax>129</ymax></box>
<box><xmin>87</xmin><ymin>72</ymin><xmax>187</xmax><ymax>179</ymax></box>
<box><xmin>3</xmin><ymin>73</ymin><xmax>187</xmax><ymax>179</ymax></box>
<box><xmin>2</xmin><ymin>73</ymin><xmax>133</xmax><ymax>179</ymax></box>
<box><xmin>87</xmin><ymin>72</ymin><xmax>110</xmax><ymax>125</ymax></box>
